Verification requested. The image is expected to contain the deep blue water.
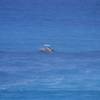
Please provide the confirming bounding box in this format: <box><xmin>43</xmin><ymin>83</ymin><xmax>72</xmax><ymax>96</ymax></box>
<box><xmin>0</xmin><ymin>51</ymin><xmax>100</xmax><ymax>99</ymax></box>
<box><xmin>0</xmin><ymin>0</ymin><xmax>100</xmax><ymax>100</ymax></box>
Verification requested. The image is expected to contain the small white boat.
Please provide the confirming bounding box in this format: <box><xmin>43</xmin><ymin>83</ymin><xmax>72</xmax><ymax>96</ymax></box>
<box><xmin>39</xmin><ymin>44</ymin><xmax>54</xmax><ymax>53</ymax></box>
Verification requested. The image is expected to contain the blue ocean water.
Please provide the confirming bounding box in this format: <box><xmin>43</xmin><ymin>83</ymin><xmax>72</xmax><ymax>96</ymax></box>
<box><xmin>0</xmin><ymin>51</ymin><xmax>100</xmax><ymax>100</ymax></box>
<box><xmin>0</xmin><ymin>0</ymin><xmax>100</xmax><ymax>100</ymax></box>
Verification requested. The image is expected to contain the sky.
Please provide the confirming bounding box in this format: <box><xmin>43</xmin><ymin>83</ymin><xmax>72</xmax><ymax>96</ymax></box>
<box><xmin>0</xmin><ymin>0</ymin><xmax>100</xmax><ymax>51</ymax></box>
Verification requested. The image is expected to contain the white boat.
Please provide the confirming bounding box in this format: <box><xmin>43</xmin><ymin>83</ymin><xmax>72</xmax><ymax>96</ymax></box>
<box><xmin>39</xmin><ymin>44</ymin><xmax>54</xmax><ymax>53</ymax></box>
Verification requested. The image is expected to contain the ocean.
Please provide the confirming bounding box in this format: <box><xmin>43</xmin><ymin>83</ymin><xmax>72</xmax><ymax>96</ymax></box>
<box><xmin>0</xmin><ymin>50</ymin><xmax>100</xmax><ymax>99</ymax></box>
<box><xmin>0</xmin><ymin>0</ymin><xmax>100</xmax><ymax>100</ymax></box>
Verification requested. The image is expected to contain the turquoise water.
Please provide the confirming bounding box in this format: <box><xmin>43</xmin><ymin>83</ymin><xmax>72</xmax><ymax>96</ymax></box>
<box><xmin>0</xmin><ymin>0</ymin><xmax>100</xmax><ymax>99</ymax></box>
